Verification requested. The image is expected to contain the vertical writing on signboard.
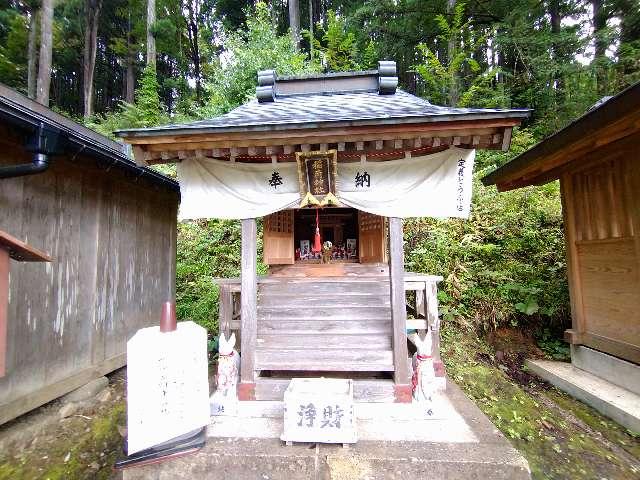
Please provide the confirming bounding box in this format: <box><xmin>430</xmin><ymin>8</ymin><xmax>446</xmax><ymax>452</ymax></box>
<box><xmin>456</xmin><ymin>158</ymin><xmax>466</xmax><ymax>212</ymax></box>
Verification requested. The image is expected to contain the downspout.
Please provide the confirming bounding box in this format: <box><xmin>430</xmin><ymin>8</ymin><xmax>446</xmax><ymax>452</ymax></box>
<box><xmin>0</xmin><ymin>122</ymin><xmax>61</xmax><ymax>180</ymax></box>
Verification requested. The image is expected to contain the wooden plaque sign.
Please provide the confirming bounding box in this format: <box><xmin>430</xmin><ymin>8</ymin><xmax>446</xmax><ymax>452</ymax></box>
<box><xmin>296</xmin><ymin>150</ymin><xmax>339</xmax><ymax>207</ymax></box>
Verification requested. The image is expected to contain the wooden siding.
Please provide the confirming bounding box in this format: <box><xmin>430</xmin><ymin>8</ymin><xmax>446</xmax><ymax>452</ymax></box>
<box><xmin>263</xmin><ymin>210</ymin><xmax>294</xmax><ymax>265</ymax></box>
<box><xmin>562</xmin><ymin>138</ymin><xmax>640</xmax><ymax>364</ymax></box>
<box><xmin>359</xmin><ymin>212</ymin><xmax>386</xmax><ymax>263</ymax></box>
<box><xmin>0</xmin><ymin>148</ymin><xmax>178</xmax><ymax>424</ymax></box>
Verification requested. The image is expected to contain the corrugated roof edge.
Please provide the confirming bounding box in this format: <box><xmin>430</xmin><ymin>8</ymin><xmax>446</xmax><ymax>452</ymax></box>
<box><xmin>115</xmin><ymin>107</ymin><xmax>531</xmax><ymax>138</ymax></box>
<box><xmin>482</xmin><ymin>81</ymin><xmax>640</xmax><ymax>187</ymax></box>
<box><xmin>0</xmin><ymin>83</ymin><xmax>179</xmax><ymax>193</ymax></box>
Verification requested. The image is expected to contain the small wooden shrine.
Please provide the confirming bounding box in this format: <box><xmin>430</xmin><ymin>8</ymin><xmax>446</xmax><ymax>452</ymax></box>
<box><xmin>117</xmin><ymin>62</ymin><xmax>528</xmax><ymax>402</ymax></box>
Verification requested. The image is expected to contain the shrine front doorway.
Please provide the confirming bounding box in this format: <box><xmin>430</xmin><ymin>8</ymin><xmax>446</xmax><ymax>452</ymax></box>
<box><xmin>263</xmin><ymin>207</ymin><xmax>388</xmax><ymax>275</ymax></box>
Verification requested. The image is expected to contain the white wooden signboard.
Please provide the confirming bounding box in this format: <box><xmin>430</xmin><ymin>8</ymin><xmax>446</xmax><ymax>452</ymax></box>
<box><xmin>127</xmin><ymin>321</ymin><xmax>210</xmax><ymax>454</ymax></box>
<box><xmin>282</xmin><ymin>378</ymin><xmax>357</xmax><ymax>444</ymax></box>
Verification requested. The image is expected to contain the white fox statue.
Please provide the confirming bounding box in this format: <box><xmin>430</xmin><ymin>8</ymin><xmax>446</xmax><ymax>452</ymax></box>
<box><xmin>408</xmin><ymin>331</ymin><xmax>437</xmax><ymax>403</ymax></box>
<box><xmin>210</xmin><ymin>332</ymin><xmax>240</xmax><ymax>416</ymax></box>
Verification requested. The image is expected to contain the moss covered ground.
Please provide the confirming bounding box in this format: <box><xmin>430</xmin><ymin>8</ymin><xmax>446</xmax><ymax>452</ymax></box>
<box><xmin>0</xmin><ymin>371</ymin><xmax>126</xmax><ymax>480</ymax></box>
<box><xmin>442</xmin><ymin>324</ymin><xmax>640</xmax><ymax>479</ymax></box>
<box><xmin>1</xmin><ymin>330</ymin><xmax>638</xmax><ymax>479</ymax></box>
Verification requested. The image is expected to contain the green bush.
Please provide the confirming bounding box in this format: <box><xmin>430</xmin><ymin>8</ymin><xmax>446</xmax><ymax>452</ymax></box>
<box><xmin>405</xmin><ymin>130</ymin><xmax>569</xmax><ymax>331</ymax></box>
<box><xmin>176</xmin><ymin>219</ymin><xmax>267</xmax><ymax>332</ymax></box>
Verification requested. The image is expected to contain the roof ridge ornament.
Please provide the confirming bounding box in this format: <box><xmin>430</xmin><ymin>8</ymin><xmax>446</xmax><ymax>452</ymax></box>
<box><xmin>256</xmin><ymin>70</ymin><xmax>276</xmax><ymax>103</ymax></box>
<box><xmin>377</xmin><ymin>61</ymin><xmax>398</xmax><ymax>95</ymax></box>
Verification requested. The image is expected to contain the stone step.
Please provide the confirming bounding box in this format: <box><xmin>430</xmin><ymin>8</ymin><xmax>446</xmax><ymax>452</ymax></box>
<box><xmin>526</xmin><ymin>359</ymin><xmax>640</xmax><ymax>433</ymax></box>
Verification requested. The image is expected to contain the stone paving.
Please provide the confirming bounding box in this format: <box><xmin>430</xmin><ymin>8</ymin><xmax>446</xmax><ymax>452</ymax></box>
<box><xmin>122</xmin><ymin>382</ymin><xmax>530</xmax><ymax>480</ymax></box>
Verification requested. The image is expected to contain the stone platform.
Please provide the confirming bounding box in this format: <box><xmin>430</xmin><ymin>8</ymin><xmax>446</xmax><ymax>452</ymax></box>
<box><xmin>122</xmin><ymin>382</ymin><xmax>530</xmax><ymax>480</ymax></box>
<box><xmin>526</xmin><ymin>358</ymin><xmax>640</xmax><ymax>433</ymax></box>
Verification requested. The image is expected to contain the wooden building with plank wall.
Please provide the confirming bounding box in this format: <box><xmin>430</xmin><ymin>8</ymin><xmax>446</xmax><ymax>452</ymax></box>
<box><xmin>0</xmin><ymin>84</ymin><xmax>180</xmax><ymax>425</ymax></box>
<box><xmin>482</xmin><ymin>82</ymin><xmax>640</xmax><ymax>388</ymax></box>
<box><xmin>117</xmin><ymin>62</ymin><xmax>529</xmax><ymax>402</ymax></box>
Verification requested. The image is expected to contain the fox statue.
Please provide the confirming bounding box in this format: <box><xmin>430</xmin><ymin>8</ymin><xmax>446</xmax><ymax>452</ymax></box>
<box><xmin>408</xmin><ymin>331</ymin><xmax>436</xmax><ymax>403</ymax></box>
<box><xmin>210</xmin><ymin>332</ymin><xmax>240</xmax><ymax>416</ymax></box>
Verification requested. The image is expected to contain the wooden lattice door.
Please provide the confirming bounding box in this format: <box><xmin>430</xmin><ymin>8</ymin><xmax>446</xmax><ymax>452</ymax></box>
<box><xmin>263</xmin><ymin>210</ymin><xmax>294</xmax><ymax>265</ymax></box>
<box><xmin>358</xmin><ymin>211</ymin><xmax>386</xmax><ymax>263</ymax></box>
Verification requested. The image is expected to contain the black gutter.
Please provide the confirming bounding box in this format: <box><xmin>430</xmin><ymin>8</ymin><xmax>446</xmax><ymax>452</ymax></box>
<box><xmin>0</xmin><ymin>152</ymin><xmax>50</xmax><ymax>180</ymax></box>
<box><xmin>0</xmin><ymin>122</ymin><xmax>61</xmax><ymax>179</ymax></box>
<box><xmin>0</xmin><ymin>84</ymin><xmax>179</xmax><ymax>192</ymax></box>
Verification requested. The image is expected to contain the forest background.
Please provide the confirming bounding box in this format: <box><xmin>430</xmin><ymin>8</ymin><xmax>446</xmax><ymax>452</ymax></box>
<box><xmin>1</xmin><ymin>0</ymin><xmax>639</xmax><ymax>356</ymax></box>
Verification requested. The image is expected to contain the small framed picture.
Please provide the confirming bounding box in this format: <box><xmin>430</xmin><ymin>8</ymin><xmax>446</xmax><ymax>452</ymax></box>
<box><xmin>346</xmin><ymin>239</ymin><xmax>356</xmax><ymax>251</ymax></box>
<box><xmin>300</xmin><ymin>240</ymin><xmax>310</xmax><ymax>253</ymax></box>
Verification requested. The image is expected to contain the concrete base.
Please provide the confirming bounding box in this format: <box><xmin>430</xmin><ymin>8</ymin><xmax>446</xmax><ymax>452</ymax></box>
<box><xmin>123</xmin><ymin>382</ymin><xmax>530</xmax><ymax>480</ymax></box>
<box><xmin>526</xmin><ymin>359</ymin><xmax>640</xmax><ymax>433</ymax></box>
<box><xmin>571</xmin><ymin>345</ymin><xmax>640</xmax><ymax>396</ymax></box>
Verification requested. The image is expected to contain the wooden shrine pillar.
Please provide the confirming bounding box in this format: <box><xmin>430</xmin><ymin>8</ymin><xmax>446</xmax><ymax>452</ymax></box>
<box><xmin>239</xmin><ymin>218</ymin><xmax>257</xmax><ymax>400</ymax></box>
<box><xmin>0</xmin><ymin>231</ymin><xmax>51</xmax><ymax>377</ymax></box>
<box><xmin>388</xmin><ymin>217</ymin><xmax>411</xmax><ymax>402</ymax></box>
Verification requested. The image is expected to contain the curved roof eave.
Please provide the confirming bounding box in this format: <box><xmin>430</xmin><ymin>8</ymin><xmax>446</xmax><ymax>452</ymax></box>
<box><xmin>115</xmin><ymin>109</ymin><xmax>531</xmax><ymax>140</ymax></box>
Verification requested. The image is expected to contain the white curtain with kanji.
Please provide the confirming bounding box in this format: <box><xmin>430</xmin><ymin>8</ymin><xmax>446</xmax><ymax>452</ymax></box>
<box><xmin>177</xmin><ymin>147</ymin><xmax>475</xmax><ymax>220</ymax></box>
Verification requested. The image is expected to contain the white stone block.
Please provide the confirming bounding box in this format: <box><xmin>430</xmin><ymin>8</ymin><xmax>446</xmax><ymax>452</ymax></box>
<box><xmin>281</xmin><ymin>378</ymin><xmax>357</xmax><ymax>444</ymax></box>
<box><xmin>127</xmin><ymin>321</ymin><xmax>210</xmax><ymax>454</ymax></box>
<box><xmin>210</xmin><ymin>392</ymin><xmax>239</xmax><ymax>417</ymax></box>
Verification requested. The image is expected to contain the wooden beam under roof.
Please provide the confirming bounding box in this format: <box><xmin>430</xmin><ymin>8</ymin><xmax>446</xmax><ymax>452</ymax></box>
<box><xmin>133</xmin><ymin>129</ymin><xmax>506</xmax><ymax>165</ymax></box>
<box><xmin>122</xmin><ymin>118</ymin><xmax>521</xmax><ymax>146</ymax></box>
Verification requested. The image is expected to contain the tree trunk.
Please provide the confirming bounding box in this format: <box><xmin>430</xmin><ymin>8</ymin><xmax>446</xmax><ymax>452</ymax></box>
<box><xmin>36</xmin><ymin>0</ymin><xmax>53</xmax><ymax>106</ymax></box>
<box><xmin>146</xmin><ymin>0</ymin><xmax>156</xmax><ymax>69</ymax></box>
<box><xmin>616</xmin><ymin>0</ymin><xmax>640</xmax><ymax>44</ymax></box>
<box><xmin>549</xmin><ymin>0</ymin><xmax>564</xmax><ymax>93</ymax></box>
<box><xmin>288</xmin><ymin>0</ymin><xmax>301</xmax><ymax>50</ymax></box>
<box><xmin>125</xmin><ymin>55</ymin><xmax>135</xmax><ymax>103</ymax></box>
<box><xmin>308</xmin><ymin>0</ymin><xmax>314</xmax><ymax>60</ymax></box>
<box><xmin>124</xmin><ymin>6</ymin><xmax>135</xmax><ymax>104</ymax></box>
<box><xmin>592</xmin><ymin>0</ymin><xmax>608</xmax><ymax>94</ymax></box>
<box><xmin>83</xmin><ymin>0</ymin><xmax>103</xmax><ymax>118</ymax></box>
<box><xmin>447</xmin><ymin>0</ymin><xmax>458</xmax><ymax>107</ymax></box>
<box><xmin>27</xmin><ymin>9</ymin><xmax>38</xmax><ymax>100</ymax></box>
<box><xmin>614</xmin><ymin>0</ymin><xmax>639</xmax><ymax>77</ymax></box>
<box><xmin>185</xmin><ymin>0</ymin><xmax>202</xmax><ymax>104</ymax></box>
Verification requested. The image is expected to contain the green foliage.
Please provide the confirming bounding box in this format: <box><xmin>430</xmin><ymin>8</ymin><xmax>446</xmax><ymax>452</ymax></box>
<box><xmin>85</xmin><ymin>65</ymin><xmax>192</xmax><ymax>138</ymax></box>
<box><xmin>361</xmin><ymin>39</ymin><xmax>378</xmax><ymax>70</ymax></box>
<box><xmin>405</xmin><ymin>130</ymin><xmax>569</xmax><ymax>331</ymax></box>
<box><xmin>311</xmin><ymin>10</ymin><xmax>360</xmax><ymax>72</ymax></box>
<box><xmin>175</xmin><ymin>219</ymin><xmax>267</xmax><ymax>332</ymax></box>
<box><xmin>135</xmin><ymin>64</ymin><xmax>162</xmax><ymax>127</ymax></box>
<box><xmin>413</xmin><ymin>2</ymin><xmax>507</xmax><ymax>107</ymax></box>
<box><xmin>175</xmin><ymin>220</ymin><xmax>242</xmax><ymax>331</ymax></box>
<box><xmin>199</xmin><ymin>2</ymin><xmax>313</xmax><ymax>117</ymax></box>
<box><xmin>536</xmin><ymin>328</ymin><xmax>571</xmax><ymax>360</ymax></box>
<box><xmin>0</xmin><ymin>10</ymin><xmax>27</xmax><ymax>90</ymax></box>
